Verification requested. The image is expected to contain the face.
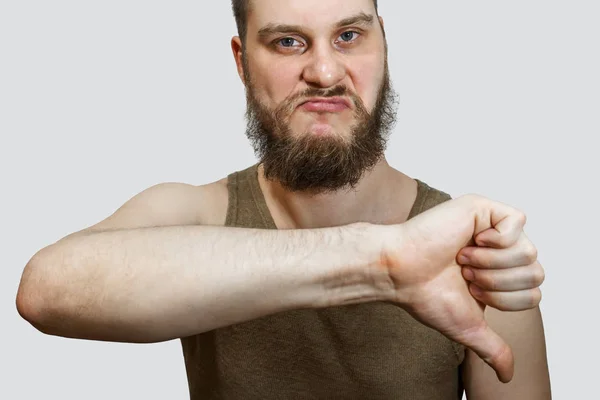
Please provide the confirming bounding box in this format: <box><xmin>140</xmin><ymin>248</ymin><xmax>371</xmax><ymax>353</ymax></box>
<box><xmin>234</xmin><ymin>0</ymin><xmax>398</xmax><ymax>194</ymax></box>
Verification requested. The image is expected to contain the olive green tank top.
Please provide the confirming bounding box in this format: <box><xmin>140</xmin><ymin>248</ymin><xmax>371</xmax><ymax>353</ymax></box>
<box><xmin>180</xmin><ymin>164</ymin><xmax>465</xmax><ymax>399</ymax></box>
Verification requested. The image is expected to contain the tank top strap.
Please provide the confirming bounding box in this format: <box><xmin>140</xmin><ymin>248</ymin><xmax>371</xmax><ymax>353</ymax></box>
<box><xmin>226</xmin><ymin>165</ymin><xmax>452</xmax><ymax>227</ymax></box>
<box><xmin>225</xmin><ymin>163</ymin><xmax>277</xmax><ymax>229</ymax></box>
<box><xmin>407</xmin><ymin>179</ymin><xmax>452</xmax><ymax>221</ymax></box>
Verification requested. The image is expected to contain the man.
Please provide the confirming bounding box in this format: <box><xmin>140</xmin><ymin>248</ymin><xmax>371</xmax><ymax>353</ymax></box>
<box><xmin>16</xmin><ymin>0</ymin><xmax>551</xmax><ymax>398</ymax></box>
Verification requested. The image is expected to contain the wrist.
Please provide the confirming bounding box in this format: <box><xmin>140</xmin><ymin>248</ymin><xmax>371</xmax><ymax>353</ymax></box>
<box><xmin>316</xmin><ymin>222</ymin><xmax>399</xmax><ymax>308</ymax></box>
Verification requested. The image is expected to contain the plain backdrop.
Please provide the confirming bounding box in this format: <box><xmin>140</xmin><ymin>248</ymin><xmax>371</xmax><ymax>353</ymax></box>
<box><xmin>1</xmin><ymin>1</ymin><xmax>598</xmax><ymax>398</ymax></box>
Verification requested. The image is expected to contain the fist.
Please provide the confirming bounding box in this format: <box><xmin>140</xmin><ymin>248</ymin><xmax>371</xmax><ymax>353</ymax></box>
<box><xmin>380</xmin><ymin>194</ymin><xmax>545</xmax><ymax>383</ymax></box>
<box><xmin>458</xmin><ymin>221</ymin><xmax>544</xmax><ymax>312</ymax></box>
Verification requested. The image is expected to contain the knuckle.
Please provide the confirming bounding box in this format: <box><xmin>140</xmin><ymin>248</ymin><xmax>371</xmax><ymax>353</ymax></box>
<box><xmin>522</xmin><ymin>241</ymin><xmax>538</xmax><ymax>263</ymax></box>
<box><xmin>490</xmin><ymin>344</ymin><xmax>511</xmax><ymax>370</ymax></box>
<box><xmin>517</xmin><ymin>210</ymin><xmax>527</xmax><ymax>226</ymax></box>
<box><xmin>528</xmin><ymin>244</ymin><xmax>539</xmax><ymax>262</ymax></box>
<box><xmin>465</xmin><ymin>193</ymin><xmax>487</xmax><ymax>208</ymax></box>
<box><xmin>460</xmin><ymin>193</ymin><xmax>481</xmax><ymax>210</ymax></box>
<box><xmin>531</xmin><ymin>289</ymin><xmax>542</xmax><ymax>307</ymax></box>
<box><xmin>532</xmin><ymin>266</ymin><xmax>546</xmax><ymax>286</ymax></box>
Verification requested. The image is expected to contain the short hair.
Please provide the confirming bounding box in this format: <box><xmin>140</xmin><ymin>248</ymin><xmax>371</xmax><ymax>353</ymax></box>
<box><xmin>231</xmin><ymin>0</ymin><xmax>379</xmax><ymax>43</ymax></box>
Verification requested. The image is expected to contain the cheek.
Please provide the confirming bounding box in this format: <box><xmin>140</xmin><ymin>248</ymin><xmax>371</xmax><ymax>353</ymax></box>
<box><xmin>250</xmin><ymin>56</ymin><xmax>300</xmax><ymax>107</ymax></box>
<box><xmin>270</xmin><ymin>66</ymin><xmax>297</xmax><ymax>99</ymax></box>
<box><xmin>350</xmin><ymin>57</ymin><xmax>385</xmax><ymax>109</ymax></box>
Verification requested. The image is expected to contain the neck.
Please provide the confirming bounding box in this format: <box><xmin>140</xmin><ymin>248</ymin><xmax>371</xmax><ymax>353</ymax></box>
<box><xmin>257</xmin><ymin>158</ymin><xmax>417</xmax><ymax>229</ymax></box>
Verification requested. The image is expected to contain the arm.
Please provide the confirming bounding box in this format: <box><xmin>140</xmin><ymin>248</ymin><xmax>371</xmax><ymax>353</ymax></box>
<box><xmin>17</xmin><ymin>186</ymin><xmax>544</xmax><ymax>382</ymax></box>
<box><xmin>462</xmin><ymin>306</ymin><xmax>552</xmax><ymax>399</ymax></box>
<box><xmin>16</xmin><ymin>183</ymin><xmax>392</xmax><ymax>344</ymax></box>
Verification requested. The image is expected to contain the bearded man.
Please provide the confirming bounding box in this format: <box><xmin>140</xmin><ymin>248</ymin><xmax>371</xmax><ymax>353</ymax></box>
<box><xmin>16</xmin><ymin>0</ymin><xmax>551</xmax><ymax>398</ymax></box>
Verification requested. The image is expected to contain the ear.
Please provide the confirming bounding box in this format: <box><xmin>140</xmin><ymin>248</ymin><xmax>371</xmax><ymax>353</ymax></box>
<box><xmin>378</xmin><ymin>16</ymin><xmax>388</xmax><ymax>38</ymax></box>
<box><xmin>231</xmin><ymin>36</ymin><xmax>246</xmax><ymax>85</ymax></box>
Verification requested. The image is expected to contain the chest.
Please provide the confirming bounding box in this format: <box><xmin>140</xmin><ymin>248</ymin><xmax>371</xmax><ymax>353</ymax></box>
<box><xmin>182</xmin><ymin>301</ymin><xmax>464</xmax><ymax>399</ymax></box>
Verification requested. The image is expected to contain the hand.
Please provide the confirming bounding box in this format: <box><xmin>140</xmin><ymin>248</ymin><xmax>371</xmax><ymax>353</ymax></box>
<box><xmin>380</xmin><ymin>194</ymin><xmax>544</xmax><ymax>383</ymax></box>
<box><xmin>457</xmin><ymin>229</ymin><xmax>544</xmax><ymax>312</ymax></box>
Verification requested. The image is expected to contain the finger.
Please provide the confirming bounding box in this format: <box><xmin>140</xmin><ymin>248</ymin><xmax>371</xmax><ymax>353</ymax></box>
<box><xmin>457</xmin><ymin>238</ymin><xmax>539</xmax><ymax>269</ymax></box>
<box><xmin>469</xmin><ymin>284</ymin><xmax>542</xmax><ymax>311</ymax></box>
<box><xmin>462</xmin><ymin>263</ymin><xmax>545</xmax><ymax>291</ymax></box>
<box><xmin>475</xmin><ymin>224</ymin><xmax>521</xmax><ymax>249</ymax></box>
<box><xmin>458</xmin><ymin>232</ymin><xmax>538</xmax><ymax>268</ymax></box>
<box><xmin>458</xmin><ymin>321</ymin><xmax>514</xmax><ymax>383</ymax></box>
<box><xmin>474</xmin><ymin>205</ymin><xmax>527</xmax><ymax>249</ymax></box>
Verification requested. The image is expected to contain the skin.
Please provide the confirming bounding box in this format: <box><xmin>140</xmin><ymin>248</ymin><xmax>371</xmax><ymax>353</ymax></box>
<box><xmin>15</xmin><ymin>0</ymin><xmax>550</xmax><ymax>398</ymax></box>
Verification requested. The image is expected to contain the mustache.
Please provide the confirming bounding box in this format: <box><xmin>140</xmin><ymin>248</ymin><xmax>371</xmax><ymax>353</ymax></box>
<box><xmin>297</xmin><ymin>85</ymin><xmax>349</xmax><ymax>100</ymax></box>
<box><xmin>288</xmin><ymin>85</ymin><xmax>352</xmax><ymax>106</ymax></box>
<box><xmin>275</xmin><ymin>85</ymin><xmax>361</xmax><ymax>122</ymax></box>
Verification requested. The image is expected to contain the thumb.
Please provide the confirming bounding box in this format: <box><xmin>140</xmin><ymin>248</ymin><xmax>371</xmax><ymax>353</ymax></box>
<box><xmin>462</xmin><ymin>322</ymin><xmax>514</xmax><ymax>383</ymax></box>
<box><xmin>474</xmin><ymin>203</ymin><xmax>526</xmax><ymax>249</ymax></box>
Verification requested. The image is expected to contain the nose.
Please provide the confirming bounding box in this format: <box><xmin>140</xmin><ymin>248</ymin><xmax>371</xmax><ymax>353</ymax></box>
<box><xmin>301</xmin><ymin>42</ymin><xmax>346</xmax><ymax>89</ymax></box>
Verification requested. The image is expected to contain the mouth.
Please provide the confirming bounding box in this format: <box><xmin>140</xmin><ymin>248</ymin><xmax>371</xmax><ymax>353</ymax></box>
<box><xmin>298</xmin><ymin>97</ymin><xmax>351</xmax><ymax>113</ymax></box>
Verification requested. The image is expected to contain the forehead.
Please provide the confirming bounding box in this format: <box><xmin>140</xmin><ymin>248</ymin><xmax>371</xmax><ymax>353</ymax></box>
<box><xmin>248</xmin><ymin>0</ymin><xmax>376</xmax><ymax>30</ymax></box>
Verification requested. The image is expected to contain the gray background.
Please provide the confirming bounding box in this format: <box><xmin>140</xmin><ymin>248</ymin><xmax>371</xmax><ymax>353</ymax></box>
<box><xmin>1</xmin><ymin>0</ymin><xmax>598</xmax><ymax>398</ymax></box>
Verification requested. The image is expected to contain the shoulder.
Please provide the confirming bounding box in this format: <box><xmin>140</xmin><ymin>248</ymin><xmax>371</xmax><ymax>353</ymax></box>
<box><xmin>62</xmin><ymin>177</ymin><xmax>231</xmax><ymax>240</ymax></box>
<box><xmin>419</xmin><ymin>179</ymin><xmax>452</xmax><ymax>200</ymax></box>
<box><xmin>197</xmin><ymin>178</ymin><xmax>230</xmax><ymax>225</ymax></box>
<box><xmin>409</xmin><ymin>179</ymin><xmax>453</xmax><ymax>218</ymax></box>
<box><xmin>141</xmin><ymin>177</ymin><xmax>231</xmax><ymax>227</ymax></box>
<box><xmin>141</xmin><ymin>178</ymin><xmax>230</xmax><ymax>226</ymax></box>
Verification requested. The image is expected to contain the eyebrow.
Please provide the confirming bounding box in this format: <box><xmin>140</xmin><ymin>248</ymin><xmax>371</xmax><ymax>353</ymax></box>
<box><xmin>257</xmin><ymin>12</ymin><xmax>375</xmax><ymax>38</ymax></box>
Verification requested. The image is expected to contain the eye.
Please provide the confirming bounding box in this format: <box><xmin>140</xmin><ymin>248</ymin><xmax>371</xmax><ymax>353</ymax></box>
<box><xmin>278</xmin><ymin>37</ymin><xmax>302</xmax><ymax>48</ymax></box>
<box><xmin>337</xmin><ymin>31</ymin><xmax>360</xmax><ymax>43</ymax></box>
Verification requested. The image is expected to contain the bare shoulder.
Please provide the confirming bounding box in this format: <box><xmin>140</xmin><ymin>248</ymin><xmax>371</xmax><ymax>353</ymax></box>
<box><xmin>196</xmin><ymin>177</ymin><xmax>230</xmax><ymax>225</ymax></box>
<box><xmin>61</xmin><ymin>177</ymin><xmax>230</xmax><ymax>241</ymax></box>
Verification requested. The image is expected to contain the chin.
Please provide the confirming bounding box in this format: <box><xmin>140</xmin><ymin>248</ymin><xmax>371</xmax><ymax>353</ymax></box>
<box><xmin>291</xmin><ymin>125</ymin><xmax>352</xmax><ymax>141</ymax></box>
<box><xmin>307</xmin><ymin>122</ymin><xmax>335</xmax><ymax>136</ymax></box>
<box><xmin>292</xmin><ymin>117</ymin><xmax>352</xmax><ymax>138</ymax></box>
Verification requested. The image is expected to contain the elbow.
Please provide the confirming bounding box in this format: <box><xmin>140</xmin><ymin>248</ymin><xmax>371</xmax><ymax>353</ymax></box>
<box><xmin>16</xmin><ymin>249</ymin><xmax>64</xmax><ymax>335</ymax></box>
<box><xmin>16</xmin><ymin>287</ymin><xmax>48</xmax><ymax>334</ymax></box>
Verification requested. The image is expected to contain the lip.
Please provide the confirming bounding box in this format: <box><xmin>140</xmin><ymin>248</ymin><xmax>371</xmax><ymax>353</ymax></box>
<box><xmin>299</xmin><ymin>97</ymin><xmax>351</xmax><ymax>108</ymax></box>
<box><xmin>298</xmin><ymin>97</ymin><xmax>352</xmax><ymax>113</ymax></box>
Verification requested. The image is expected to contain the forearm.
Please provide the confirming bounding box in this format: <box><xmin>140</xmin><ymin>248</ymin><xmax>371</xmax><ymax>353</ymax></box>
<box><xmin>17</xmin><ymin>223</ymin><xmax>393</xmax><ymax>343</ymax></box>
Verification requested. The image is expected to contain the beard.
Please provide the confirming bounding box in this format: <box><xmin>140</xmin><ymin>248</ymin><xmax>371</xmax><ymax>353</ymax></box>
<box><xmin>244</xmin><ymin>61</ymin><xmax>398</xmax><ymax>195</ymax></box>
